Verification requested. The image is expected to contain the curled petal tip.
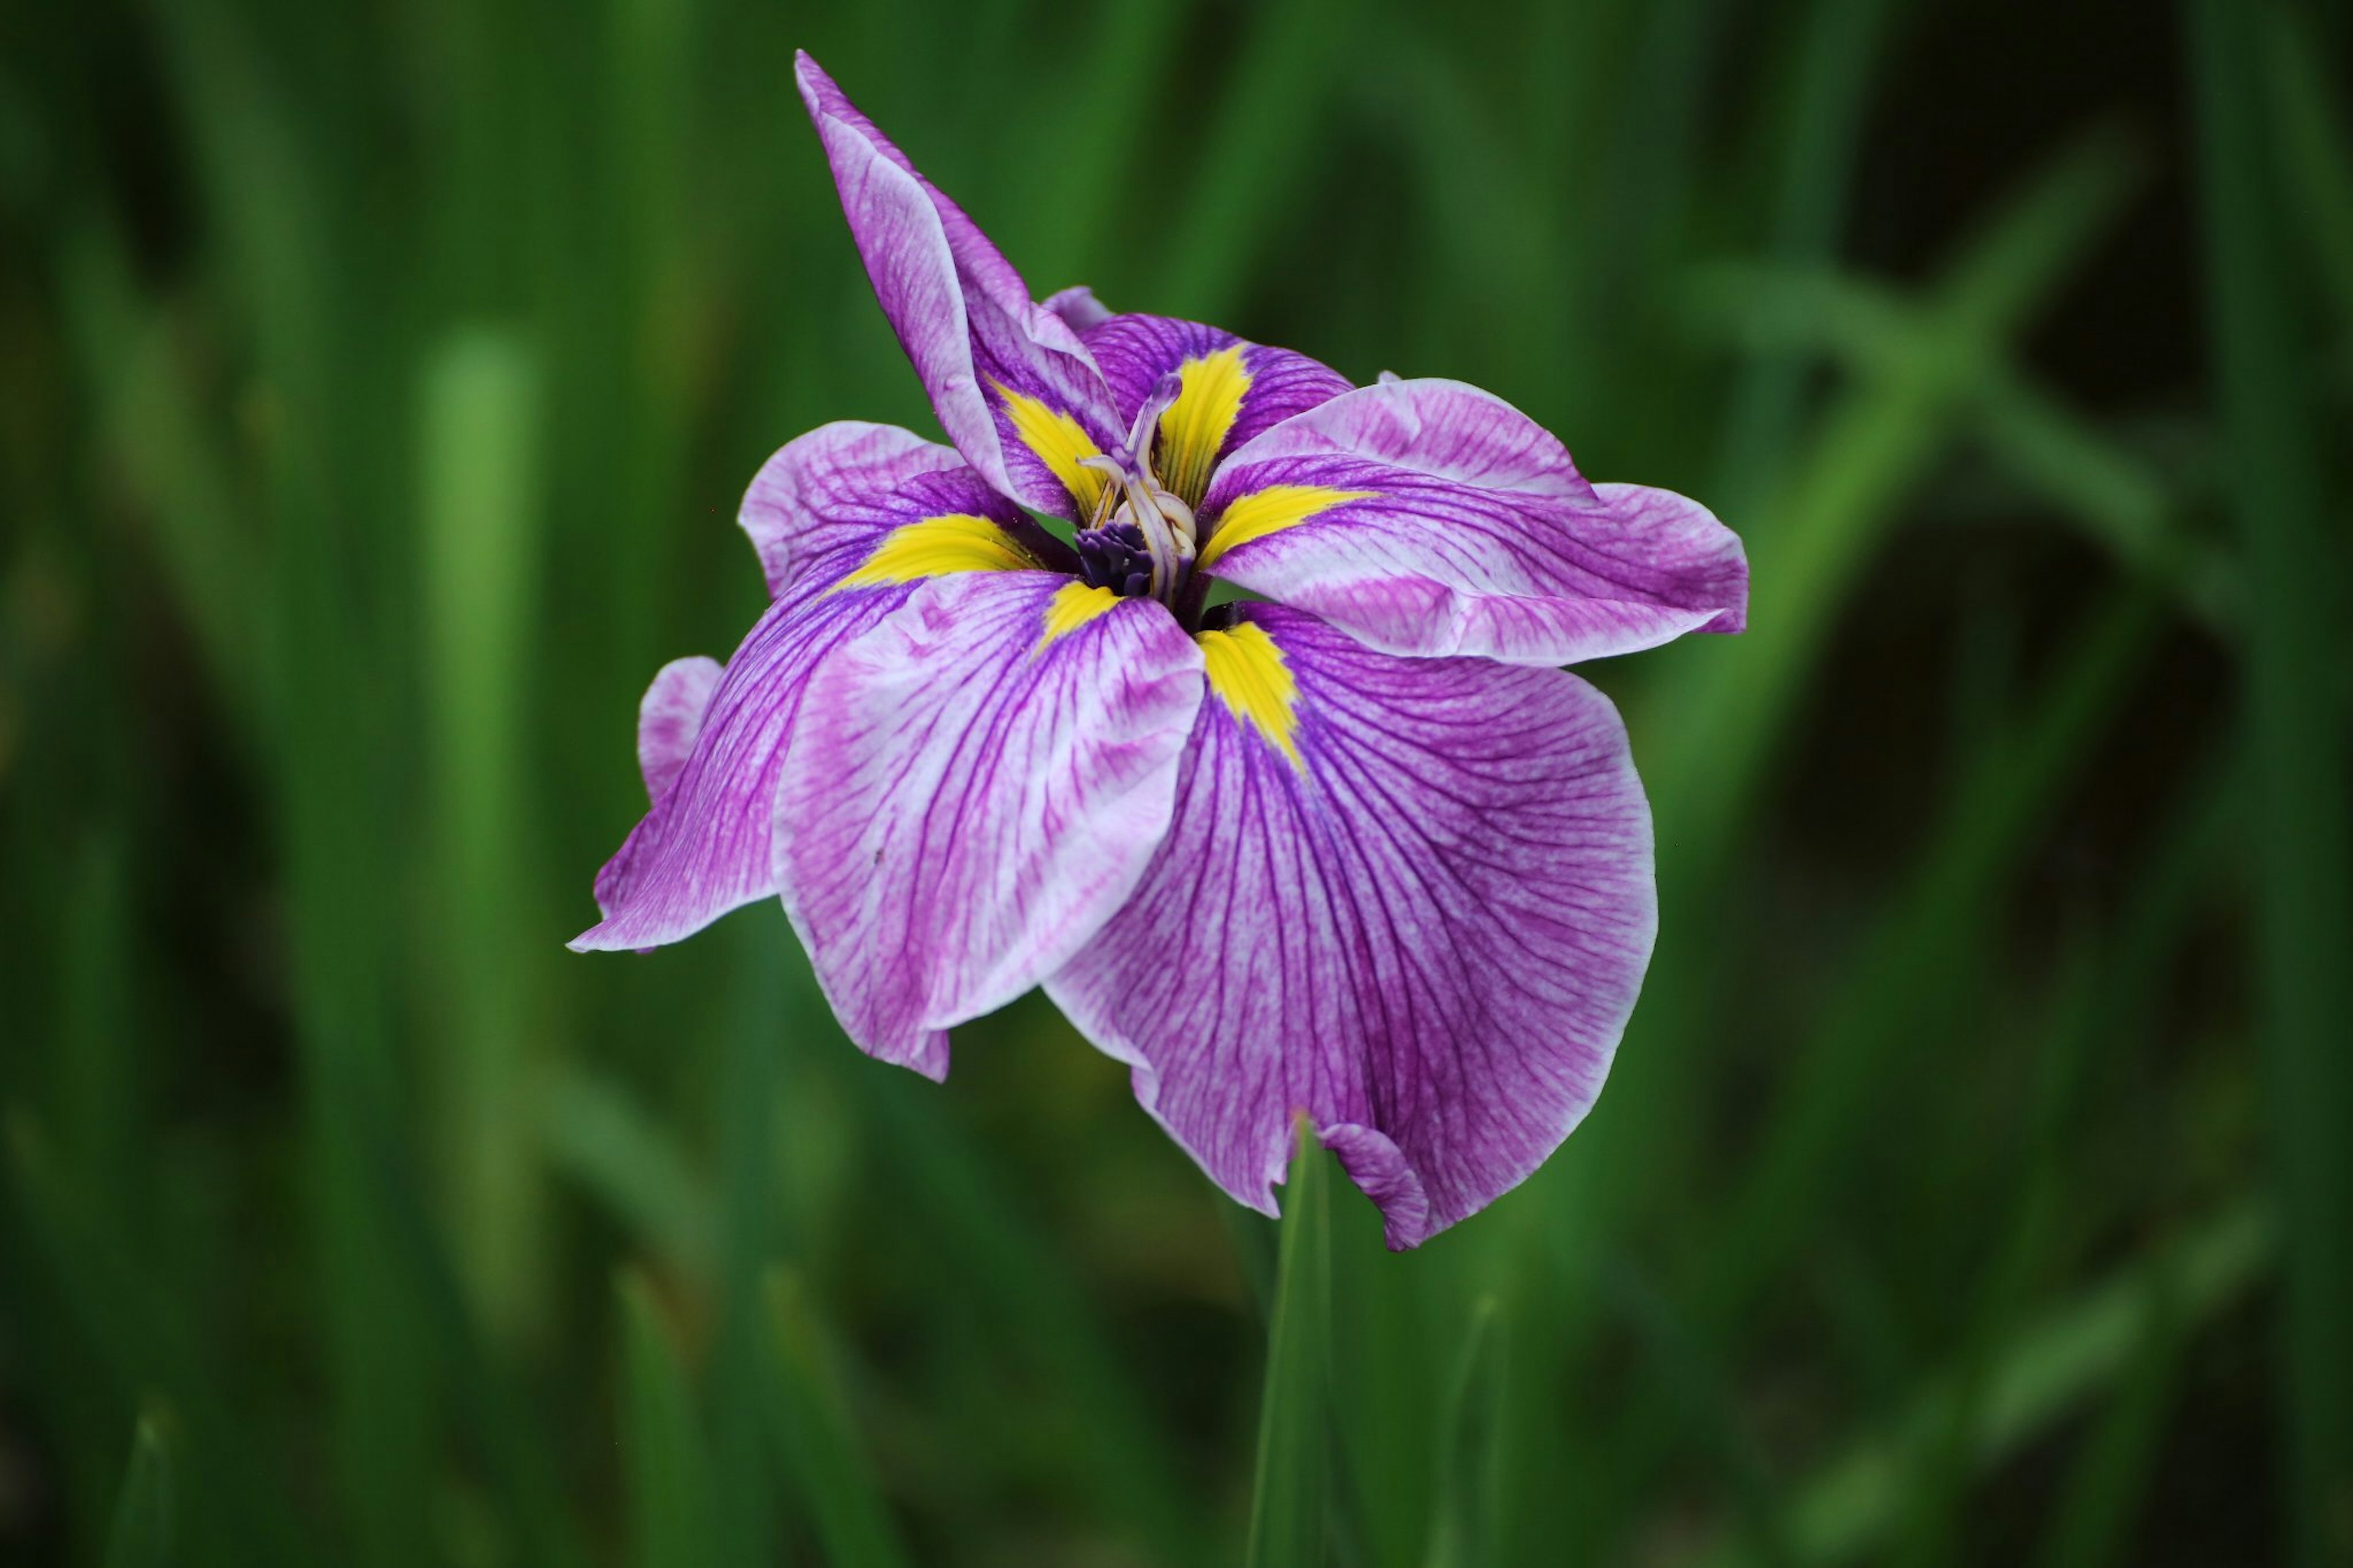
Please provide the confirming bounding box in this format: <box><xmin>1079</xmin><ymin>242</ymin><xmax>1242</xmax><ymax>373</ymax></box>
<box><xmin>1040</xmin><ymin>285</ymin><xmax>1113</xmax><ymax>333</ymax></box>
<box><xmin>792</xmin><ymin>50</ymin><xmax>827</xmax><ymax>104</ymax></box>
<box><xmin>793</xmin><ymin>53</ymin><xmax>1120</xmax><ymax>518</ymax></box>
<box><xmin>1319</xmin><ymin>1123</ymin><xmax>1433</xmax><ymax>1249</ymax></box>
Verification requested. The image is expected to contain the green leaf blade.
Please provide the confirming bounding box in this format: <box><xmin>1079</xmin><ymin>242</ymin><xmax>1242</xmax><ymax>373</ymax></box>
<box><xmin>1247</xmin><ymin>1116</ymin><xmax>1333</xmax><ymax>1568</ymax></box>
<box><xmin>618</xmin><ymin>1271</ymin><xmax>716</xmax><ymax>1568</ymax></box>
<box><xmin>763</xmin><ymin>1267</ymin><xmax>914</xmax><ymax>1568</ymax></box>
<box><xmin>101</xmin><ymin>1414</ymin><xmax>174</xmax><ymax>1568</ymax></box>
<box><xmin>1422</xmin><ymin>1296</ymin><xmax>1506</xmax><ymax>1568</ymax></box>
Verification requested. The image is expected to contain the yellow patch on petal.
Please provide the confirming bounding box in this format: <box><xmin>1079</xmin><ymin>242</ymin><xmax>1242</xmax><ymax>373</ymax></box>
<box><xmin>991</xmin><ymin>381</ymin><xmax>1108</xmax><ymax>515</ymax></box>
<box><xmin>1195</xmin><ymin>485</ymin><xmax>1375</xmax><ymax>571</ymax></box>
<box><xmin>834</xmin><ymin>513</ymin><xmax>1037</xmax><ymax>589</ymax></box>
<box><xmin>1037</xmin><ymin>581</ymin><xmax>1123</xmax><ymax>650</ymax></box>
<box><xmin>1197</xmin><ymin>621</ymin><xmax>1303</xmax><ymax>770</ymax></box>
<box><xmin>1156</xmin><ymin>345</ymin><xmax>1251</xmax><ymax>508</ymax></box>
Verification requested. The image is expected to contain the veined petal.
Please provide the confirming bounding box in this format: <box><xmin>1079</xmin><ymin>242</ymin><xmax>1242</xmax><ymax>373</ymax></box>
<box><xmin>775</xmin><ymin>572</ymin><xmax>1205</xmax><ymax>1079</ymax></box>
<box><xmin>1082</xmin><ymin>312</ymin><xmax>1354</xmax><ymax>509</ymax></box>
<box><xmin>741</xmin><ymin>421</ymin><xmax>1068</xmax><ymax>599</ymax></box>
<box><xmin>795</xmin><ymin>54</ymin><xmax>1123</xmax><ymax>519</ymax></box>
<box><xmin>1045</xmin><ymin>605</ymin><xmax>1656</xmax><ymax>1249</ymax></box>
<box><xmin>577</xmin><ymin>436</ymin><xmax>1055</xmax><ymax>952</ymax></box>
<box><xmin>574</xmin><ymin>586</ymin><xmax>898</xmax><ymax>952</ymax></box>
<box><xmin>637</xmin><ymin>656</ymin><xmax>722</xmax><ymax>803</ymax></box>
<box><xmin>1199</xmin><ymin>378</ymin><xmax>1748</xmax><ymax>665</ymax></box>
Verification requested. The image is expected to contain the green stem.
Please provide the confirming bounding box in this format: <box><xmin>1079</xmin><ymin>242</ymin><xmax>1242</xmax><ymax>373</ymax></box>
<box><xmin>1248</xmin><ymin>1118</ymin><xmax>1334</xmax><ymax>1568</ymax></box>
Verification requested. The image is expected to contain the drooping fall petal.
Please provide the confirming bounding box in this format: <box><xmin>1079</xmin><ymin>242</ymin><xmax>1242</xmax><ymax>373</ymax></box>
<box><xmin>773</xmin><ymin>571</ymin><xmax>1205</xmax><ymax>1079</ymax></box>
<box><xmin>1045</xmin><ymin>604</ymin><xmax>1657</xmax><ymax>1248</ymax></box>
<box><xmin>575</xmin><ymin>428</ymin><xmax>1053</xmax><ymax>953</ymax></box>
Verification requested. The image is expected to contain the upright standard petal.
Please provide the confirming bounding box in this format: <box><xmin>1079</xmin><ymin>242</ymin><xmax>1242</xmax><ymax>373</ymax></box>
<box><xmin>1045</xmin><ymin>605</ymin><xmax>1656</xmax><ymax>1248</ymax></box>
<box><xmin>1080</xmin><ymin>313</ymin><xmax>1354</xmax><ymax>509</ymax></box>
<box><xmin>774</xmin><ymin>572</ymin><xmax>1205</xmax><ymax>1080</ymax></box>
<box><xmin>1197</xmin><ymin>378</ymin><xmax>1748</xmax><ymax>665</ymax></box>
<box><xmin>795</xmin><ymin>53</ymin><xmax>1123</xmax><ymax>520</ymax></box>
<box><xmin>575</xmin><ymin>433</ymin><xmax>1053</xmax><ymax>953</ymax></box>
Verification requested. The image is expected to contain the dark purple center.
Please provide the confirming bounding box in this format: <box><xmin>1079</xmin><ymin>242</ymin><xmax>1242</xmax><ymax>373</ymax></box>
<box><xmin>1074</xmin><ymin>521</ymin><xmax>1154</xmax><ymax>599</ymax></box>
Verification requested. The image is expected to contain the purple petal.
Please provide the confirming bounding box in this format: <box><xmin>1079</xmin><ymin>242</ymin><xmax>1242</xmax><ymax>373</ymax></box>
<box><xmin>637</xmin><ymin>656</ymin><xmax>722</xmax><ymax>803</ymax></box>
<box><xmin>577</xmin><ymin>436</ymin><xmax>1059</xmax><ymax>953</ymax></box>
<box><xmin>1044</xmin><ymin>604</ymin><xmax>1656</xmax><ymax>1248</ymax></box>
<box><xmin>774</xmin><ymin>572</ymin><xmax>1205</xmax><ymax>1079</ymax></box>
<box><xmin>795</xmin><ymin>53</ymin><xmax>1123</xmax><ymax>519</ymax></box>
<box><xmin>741</xmin><ymin>421</ymin><xmax>1069</xmax><ymax>599</ymax></box>
<box><xmin>1197</xmin><ymin>378</ymin><xmax>1748</xmax><ymax>665</ymax></box>
<box><xmin>574</xmin><ymin>586</ymin><xmax>903</xmax><ymax>952</ymax></box>
<box><xmin>1040</xmin><ymin>285</ymin><xmax>1113</xmax><ymax>333</ymax></box>
<box><xmin>1082</xmin><ymin>312</ymin><xmax>1354</xmax><ymax>506</ymax></box>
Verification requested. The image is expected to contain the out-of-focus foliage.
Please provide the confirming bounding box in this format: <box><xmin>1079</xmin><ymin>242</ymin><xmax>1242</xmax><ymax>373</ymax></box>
<box><xmin>2</xmin><ymin>0</ymin><xmax>2348</xmax><ymax>1564</ymax></box>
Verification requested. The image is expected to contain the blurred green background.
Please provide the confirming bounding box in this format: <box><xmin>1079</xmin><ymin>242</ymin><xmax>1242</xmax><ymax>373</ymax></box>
<box><xmin>5</xmin><ymin>0</ymin><xmax>2352</xmax><ymax>1564</ymax></box>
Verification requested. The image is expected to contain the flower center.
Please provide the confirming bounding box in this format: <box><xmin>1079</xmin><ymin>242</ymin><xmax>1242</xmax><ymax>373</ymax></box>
<box><xmin>1074</xmin><ymin>461</ymin><xmax>1195</xmax><ymax>598</ymax></box>
<box><xmin>1074</xmin><ymin>520</ymin><xmax>1154</xmax><ymax>599</ymax></box>
<box><xmin>1071</xmin><ymin>371</ymin><xmax>1200</xmax><ymax>610</ymax></box>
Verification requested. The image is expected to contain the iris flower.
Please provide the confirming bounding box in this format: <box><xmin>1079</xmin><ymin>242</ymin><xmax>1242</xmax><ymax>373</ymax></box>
<box><xmin>574</xmin><ymin>53</ymin><xmax>1748</xmax><ymax>1248</ymax></box>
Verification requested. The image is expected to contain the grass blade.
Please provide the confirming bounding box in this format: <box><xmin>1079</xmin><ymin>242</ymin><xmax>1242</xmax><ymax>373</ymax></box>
<box><xmin>857</xmin><ymin>1067</ymin><xmax>1208</xmax><ymax>1564</ymax></box>
<box><xmin>763</xmin><ymin>1268</ymin><xmax>913</xmax><ymax>1568</ymax></box>
<box><xmin>2032</xmin><ymin>1288</ymin><xmax>2189</xmax><ymax>1568</ymax></box>
<box><xmin>102</xmin><ymin>1412</ymin><xmax>173</xmax><ymax>1568</ymax></box>
<box><xmin>618</xmin><ymin>1271</ymin><xmax>716</xmax><ymax>1568</ymax></box>
<box><xmin>1153</xmin><ymin>0</ymin><xmax>1352</xmax><ymax>318</ymax></box>
<box><xmin>1703</xmin><ymin>585</ymin><xmax>2161</xmax><ymax>1317</ymax></box>
<box><xmin>419</xmin><ymin>325</ymin><xmax>548</xmax><ymax>1342</ymax></box>
<box><xmin>1893</xmin><ymin>751</ymin><xmax>2240</xmax><ymax>1564</ymax></box>
<box><xmin>1648</xmin><ymin>126</ymin><xmax>2146</xmax><ymax>879</ymax></box>
<box><xmin>1692</xmin><ymin>1197</ymin><xmax>2272</xmax><ymax>1568</ymax></box>
<box><xmin>1423</xmin><ymin>1297</ymin><xmax>1506</xmax><ymax>1568</ymax></box>
<box><xmin>1715</xmin><ymin>0</ymin><xmax>1899</xmax><ymax>513</ymax></box>
<box><xmin>1326</xmin><ymin>1186</ymin><xmax>1433</xmax><ymax>1568</ymax></box>
<box><xmin>547</xmin><ymin>1069</ymin><xmax>715</xmax><ymax>1289</ymax></box>
<box><xmin>1248</xmin><ymin>1117</ymin><xmax>1333</xmax><ymax>1568</ymax></box>
<box><xmin>2188</xmin><ymin>6</ymin><xmax>2353</xmax><ymax>1561</ymax></box>
<box><xmin>1691</xmin><ymin>259</ymin><xmax>2227</xmax><ymax>630</ymax></box>
<box><xmin>2259</xmin><ymin>6</ymin><xmax>2353</xmax><ymax>342</ymax></box>
<box><xmin>5</xmin><ymin>1117</ymin><xmax>306</xmax><ymax>1568</ymax></box>
<box><xmin>709</xmin><ymin>924</ymin><xmax>794</xmax><ymax>1568</ymax></box>
<box><xmin>339</xmin><ymin>1089</ymin><xmax>589</xmax><ymax>1568</ymax></box>
<box><xmin>53</xmin><ymin>219</ymin><xmax>263</xmax><ymax>741</ymax></box>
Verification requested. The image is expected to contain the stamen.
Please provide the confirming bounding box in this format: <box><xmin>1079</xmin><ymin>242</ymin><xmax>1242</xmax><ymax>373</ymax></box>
<box><xmin>1076</xmin><ymin>451</ymin><xmax>1195</xmax><ymax>605</ymax></box>
<box><xmin>1078</xmin><ymin>453</ymin><xmax>1126</xmax><ymax>532</ymax></box>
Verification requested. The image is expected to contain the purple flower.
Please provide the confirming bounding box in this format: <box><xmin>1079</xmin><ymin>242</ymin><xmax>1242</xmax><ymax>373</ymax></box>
<box><xmin>572</xmin><ymin>53</ymin><xmax>1748</xmax><ymax>1249</ymax></box>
